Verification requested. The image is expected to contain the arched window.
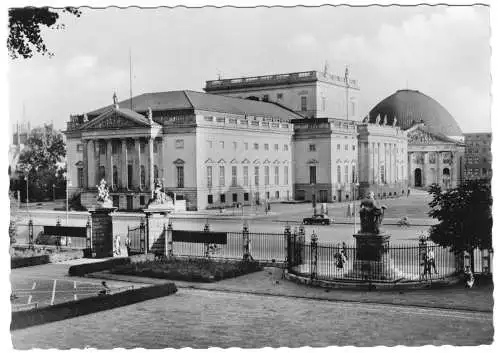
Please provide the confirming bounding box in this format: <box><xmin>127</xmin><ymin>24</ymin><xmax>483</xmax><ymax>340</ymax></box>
<box><xmin>352</xmin><ymin>165</ymin><xmax>356</xmax><ymax>183</ymax></box>
<box><xmin>344</xmin><ymin>165</ymin><xmax>349</xmax><ymax>184</ymax></box>
<box><xmin>337</xmin><ymin>165</ymin><xmax>341</xmax><ymax>184</ymax></box>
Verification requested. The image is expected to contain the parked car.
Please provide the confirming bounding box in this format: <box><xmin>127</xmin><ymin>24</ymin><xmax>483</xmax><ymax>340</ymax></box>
<box><xmin>302</xmin><ymin>214</ymin><xmax>333</xmax><ymax>225</ymax></box>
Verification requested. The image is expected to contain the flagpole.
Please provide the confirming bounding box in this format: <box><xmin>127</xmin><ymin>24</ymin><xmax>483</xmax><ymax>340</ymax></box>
<box><xmin>129</xmin><ymin>48</ymin><xmax>133</xmax><ymax>110</ymax></box>
<box><xmin>345</xmin><ymin>65</ymin><xmax>349</xmax><ymax>121</ymax></box>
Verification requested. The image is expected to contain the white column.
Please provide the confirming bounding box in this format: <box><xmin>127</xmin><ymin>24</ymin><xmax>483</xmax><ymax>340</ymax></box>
<box><xmin>121</xmin><ymin>139</ymin><xmax>128</xmax><ymax>189</ymax></box>
<box><xmin>82</xmin><ymin>139</ymin><xmax>89</xmax><ymax>189</ymax></box>
<box><xmin>149</xmin><ymin>137</ymin><xmax>154</xmax><ymax>197</ymax></box>
<box><xmin>135</xmin><ymin>138</ymin><xmax>142</xmax><ymax>190</ymax></box>
<box><xmin>107</xmin><ymin>140</ymin><xmax>113</xmax><ymax>189</ymax></box>
<box><xmin>94</xmin><ymin>139</ymin><xmax>101</xmax><ymax>186</ymax></box>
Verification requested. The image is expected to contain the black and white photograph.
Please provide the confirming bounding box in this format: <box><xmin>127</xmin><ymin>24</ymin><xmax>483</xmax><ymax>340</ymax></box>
<box><xmin>3</xmin><ymin>0</ymin><xmax>496</xmax><ymax>349</ymax></box>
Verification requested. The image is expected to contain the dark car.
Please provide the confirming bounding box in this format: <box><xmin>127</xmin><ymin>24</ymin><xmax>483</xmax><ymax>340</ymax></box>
<box><xmin>302</xmin><ymin>214</ymin><xmax>333</xmax><ymax>225</ymax></box>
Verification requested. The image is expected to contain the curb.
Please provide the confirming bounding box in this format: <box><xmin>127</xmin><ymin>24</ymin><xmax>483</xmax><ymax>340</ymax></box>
<box><xmin>85</xmin><ymin>270</ymin><xmax>491</xmax><ymax>314</ymax></box>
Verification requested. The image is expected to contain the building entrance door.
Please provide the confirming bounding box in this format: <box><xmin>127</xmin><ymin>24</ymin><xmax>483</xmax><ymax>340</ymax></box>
<box><xmin>127</xmin><ymin>165</ymin><xmax>133</xmax><ymax>189</ymax></box>
<box><xmin>414</xmin><ymin>168</ymin><xmax>422</xmax><ymax>187</ymax></box>
<box><xmin>126</xmin><ymin>195</ymin><xmax>133</xmax><ymax>210</ymax></box>
<box><xmin>337</xmin><ymin>190</ymin><xmax>342</xmax><ymax>202</ymax></box>
<box><xmin>319</xmin><ymin>190</ymin><xmax>328</xmax><ymax>202</ymax></box>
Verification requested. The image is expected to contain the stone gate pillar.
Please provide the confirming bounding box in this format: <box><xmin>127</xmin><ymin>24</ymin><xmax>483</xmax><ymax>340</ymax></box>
<box><xmin>89</xmin><ymin>207</ymin><xmax>116</xmax><ymax>258</ymax></box>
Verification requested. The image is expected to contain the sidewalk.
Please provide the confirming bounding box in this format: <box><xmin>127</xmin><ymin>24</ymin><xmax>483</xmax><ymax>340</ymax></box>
<box><xmin>86</xmin><ymin>267</ymin><xmax>493</xmax><ymax>313</ymax></box>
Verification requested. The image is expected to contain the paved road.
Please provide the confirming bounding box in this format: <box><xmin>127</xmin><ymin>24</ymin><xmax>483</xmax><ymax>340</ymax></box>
<box><xmin>11</xmin><ymin>288</ymin><xmax>493</xmax><ymax>348</ymax></box>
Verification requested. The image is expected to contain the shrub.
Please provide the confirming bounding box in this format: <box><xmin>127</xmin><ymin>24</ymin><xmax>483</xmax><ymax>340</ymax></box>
<box><xmin>68</xmin><ymin>253</ymin><xmax>155</xmax><ymax>276</ymax></box>
<box><xmin>111</xmin><ymin>256</ymin><xmax>262</xmax><ymax>282</ymax></box>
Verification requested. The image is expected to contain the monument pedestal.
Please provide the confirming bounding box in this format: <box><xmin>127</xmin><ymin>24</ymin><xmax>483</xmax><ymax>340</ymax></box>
<box><xmin>348</xmin><ymin>232</ymin><xmax>404</xmax><ymax>281</ymax></box>
<box><xmin>143</xmin><ymin>205</ymin><xmax>172</xmax><ymax>255</ymax></box>
<box><xmin>89</xmin><ymin>207</ymin><xmax>117</xmax><ymax>258</ymax></box>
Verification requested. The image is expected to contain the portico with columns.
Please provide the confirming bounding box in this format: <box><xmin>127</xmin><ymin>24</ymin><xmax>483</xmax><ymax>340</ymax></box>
<box><xmin>406</xmin><ymin>124</ymin><xmax>465</xmax><ymax>189</ymax></box>
<box><xmin>75</xmin><ymin>103</ymin><xmax>163</xmax><ymax>210</ymax></box>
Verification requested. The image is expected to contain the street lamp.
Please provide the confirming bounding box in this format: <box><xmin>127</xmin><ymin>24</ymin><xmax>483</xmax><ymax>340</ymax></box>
<box><xmin>52</xmin><ymin>183</ymin><xmax>56</xmax><ymax>201</ymax></box>
<box><xmin>353</xmin><ymin>182</ymin><xmax>359</xmax><ymax>233</ymax></box>
<box><xmin>24</xmin><ymin>165</ymin><xmax>32</xmax><ymax>211</ymax></box>
<box><xmin>64</xmin><ymin>172</ymin><xmax>71</xmax><ymax>225</ymax></box>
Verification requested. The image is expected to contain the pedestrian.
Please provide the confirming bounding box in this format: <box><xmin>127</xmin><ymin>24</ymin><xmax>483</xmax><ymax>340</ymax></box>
<box><xmin>334</xmin><ymin>251</ymin><xmax>345</xmax><ymax>269</ymax></box>
<box><xmin>99</xmin><ymin>281</ymin><xmax>110</xmax><ymax>296</ymax></box>
<box><xmin>427</xmin><ymin>249</ymin><xmax>438</xmax><ymax>274</ymax></box>
<box><xmin>114</xmin><ymin>235</ymin><xmax>121</xmax><ymax>256</ymax></box>
<box><xmin>346</xmin><ymin>203</ymin><xmax>351</xmax><ymax>218</ymax></box>
<box><xmin>407</xmin><ymin>189</ymin><xmax>410</xmax><ymax>197</ymax></box>
<box><xmin>342</xmin><ymin>241</ymin><xmax>348</xmax><ymax>260</ymax></box>
<box><xmin>464</xmin><ymin>266</ymin><xmax>475</xmax><ymax>288</ymax></box>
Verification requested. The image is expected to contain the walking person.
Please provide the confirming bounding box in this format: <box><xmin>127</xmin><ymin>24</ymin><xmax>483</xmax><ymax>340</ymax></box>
<box><xmin>464</xmin><ymin>266</ymin><xmax>475</xmax><ymax>288</ymax></box>
<box><xmin>427</xmin><ymin>249</ymin><xmax>438</xmax><ymax>274</ymax></box>
<box><xmin>346</xmin><ymin>203</ymin><xmax>351</xmax><ymax>218</ymax></box>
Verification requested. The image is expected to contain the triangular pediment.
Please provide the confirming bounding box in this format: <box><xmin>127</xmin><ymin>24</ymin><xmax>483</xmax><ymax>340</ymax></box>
<box><xmin>273</xmin><ymin>159</ymin><xmax>280</xmax><ymax>164</ymax></box>
<box><xmin>263</xmin><ymin>159</ymin><xmax>271</xmax><ymax>164</ymax></box>
<box><xmin>241</xmin><ymin>158</ymin><xmax>250</xmax><ymax>164</ymax></box>
<box><xmin>406</xmin><ymin>125</ymin><xmax>457</xmax><ymax>145</ymax></box>
<box><xmin>217</xmin><ymin>158</ymin><xmax>226</xmax><ymax>164</ymax></box>
<box><xmin>307</xmin><ymin>159</ymin><xmax>319</xmax><ymax>164</ymax></box>
<box><xmin>230</xmin><ymin>158</ymin><xmax>238</xmax><ymax>164</ymax></box>
<box><xmin>81</xmin><ymin>107</ymin><xmax>152</xmax><ymax>130</ymax></box>
<box><xmin>173</xmin><ymin>158</ymin><xmax>185</xmax><ymax>165</ymax></box>
<box><xmin>205</xmin><ymin>158</ymin><xmax>214</xmax><ymax>164</ymax></box>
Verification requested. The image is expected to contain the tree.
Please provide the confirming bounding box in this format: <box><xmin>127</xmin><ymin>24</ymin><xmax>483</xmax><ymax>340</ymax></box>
<box><xmin>427</xmin><ymin>180</ymin><xmax>492</xmax><ymax>272</ymax></box>
<box><xmin>8</xmin><ymin>7</ymin><xmax>81</xmax><ymax>59</ymax></box>
<box><xmin>17</xmin><ymin>124</ymin><xmax>66</xmax><ymax>202</ymax></box>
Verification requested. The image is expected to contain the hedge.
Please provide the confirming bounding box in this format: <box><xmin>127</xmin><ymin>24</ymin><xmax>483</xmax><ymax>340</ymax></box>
<box><xmin>11</xmin><ymin>248</ymin><xmax>85</xmax><ymax>269</ymax></box>
<box><xmin>111</xmin><ymin>257</ymin><xmax>263</xmax><ymax>282</ymax></box>
<box><xmin>11</xmin><ymin>282</ymin><xmax>177</xmax><ymax>330</ymax></box>
<box><xmin>68</xmin><ymin>253</ymin><xmax>156</xmax><ymax>276</ymax></box>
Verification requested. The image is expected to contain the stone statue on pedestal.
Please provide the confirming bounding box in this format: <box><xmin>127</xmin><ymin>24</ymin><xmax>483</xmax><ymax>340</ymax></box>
<box><xmin>359</xmin><ymin>192</ymin><xmax>387</xmax><ymax>234</ymax></box>
<box><xmin>96</xmin><ymin>179</ymin><xmax>113</xmax><ymax>208</ymax></box>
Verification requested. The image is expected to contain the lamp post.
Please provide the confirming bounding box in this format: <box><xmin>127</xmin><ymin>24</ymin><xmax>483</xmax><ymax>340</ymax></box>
<box><xmin>52</xmin><ymin>183</ymin><xmax>56</xmax><ymax>201</ymax></box>
<box><xmin>24</xmin><ymin>165</ymin><xmax>32</xmax><ymax>211</ymax></box>
<box><xmin>353</xmin><ymin>182</ymin><xmax>359</xmax><ymax>233</ymax></box>
<box><xmin>64</xmin><ymin>172</ymin><xmax>71</xmax><ymax>225</ymax></box>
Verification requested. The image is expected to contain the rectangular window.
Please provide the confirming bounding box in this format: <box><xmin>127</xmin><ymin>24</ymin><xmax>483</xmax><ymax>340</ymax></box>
<box><xmin>176</xmin><ymin>166</ymin><xmax>184</xmax><ymax>188</ymax></box>
<box><xmin>274</xmin><ymin>166</ymin><xmax>279</xmax><ymax>185</ymax></box>
<box><xmin>220</xmin><ymin>193</ymin><xmax>226</xmax><ymax>204</ymax></box>
<box><xmin>219</xmin><ymin>141</ymin><xmax>225</xmax><ymax>149</ymax></box>
<box><xmin>274</xmin><ymin>144</ymin><xmax>279</xmax><ymax>151</ymax></box>
<box><xmin>76</xmin><ymin>144</ymin><xmax>83</xmax><ymax>152</ymax></box>
<box><xmin>309</xmin><ymin>166</ymin><xmax>317</xmax><ymax>184</ymax></box>
<box><xmin>284</xmin><ymin>144</ymin><xmax>289</xmax><ymax>152</ymax></box>
<box><xmin>244</xmin><ymin>142</ymin><xmax>248</xmax><ymax>150</ymax></box>
<box><xmin>207</xmin><ymin>166</ymin><xmax>212</xmax><ymax>188</ymax></box>
<box><xmin>254</xmin><ymin>166</ymin><xmax>259</xmax><ymax>186</ymax></box>
<box><xmin>77</xmin><ymin>168</ymin><xmax>83</xmax><ymax>188</ymax></box>
<box><xmin>113</xmin><ymin>195</ymin><xmax>120</xmax><ymax>208</ymax></box>
<box><xmin>140</xmin><ymin>196</ymin><xmax>145</xmax><ymax>206</ymax></box>
<box><xmin>337</xmin><ymin>144</ymin><xmax>341</xmax><ymax>151</ymax></box>
<box><xmin>232</xmin><ymin>193</ymin><xmax>238</xmax><ymax>203</ymax></box>
<box><xmin>308</xmin><ymin>144</ymin><xmax>316</xmax><ymax>152</ymax></box>
<box><xmin>243</xmin><ymin>166</ymin><xmax>249</xmax><ymax>186</ymax></box>
<box><xmin>265</xmin><ymin>166</ymin><xmax>270</xmax><ymax>185</ymax></box>
<box><xmin>175</xmin><ymin>139</ymin><xmax>184</xmax><ymax>149</ymax></box>
<box><xmin>219</xmin><ymin>166</ymin><xmax>225</xmax><ymax>187</ymax></box>
<box><xmin>264</xmin><ymin>143</ymin><xmax>269</xmax><ymax>151</ymax></box>
<box><xmin>244</xmin><ymin>193</ymin><xmax>249</xmax><ymax>201</ymax></box>
<box><xmin>352</xmin><ymin>144</ymin><xmax>356</xmax><ymax>151</ymax></box>
<box><xmin>208</xmin><ymin>194</ymin><xmax>213</xmax><ymax>204</ymax></box>
<box><xmin>231</xmin><ymin>166</ymin><xmax>237</xmax><ymax>186</ymax></box>
<box><xmin>284</xmin><ymin>166</ymin><xmax>289</xmax><ymax>185</ymax></box>
<box><xmin>207</xmin><ymin>140</ymin><xmax>213</xmax><ymax>148</ymax></box>
<box><xmin>300</xmin><ymin>96</ymin><xmax>307</xmax><ymax>112</ymax></box>
<box><xmin>253</xmin><ymin>143</ymin><xmax>259</xmax><ymax>150</ymax></box>
<box><xmin>233</xmin><ymin>141</ymin><xmax>237</xmax><ymax>150</ymax></box>
<box><xmin>344</xmin><ymin>144</ymin><xmax>349</xmax><ymax>151</ymax></box>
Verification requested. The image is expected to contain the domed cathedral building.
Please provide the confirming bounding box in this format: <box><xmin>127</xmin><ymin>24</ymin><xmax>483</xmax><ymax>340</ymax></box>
<box><xmin>367</xmin><ymin>89</ymin><xmax>466</xmax><ymax>190</ymax></box>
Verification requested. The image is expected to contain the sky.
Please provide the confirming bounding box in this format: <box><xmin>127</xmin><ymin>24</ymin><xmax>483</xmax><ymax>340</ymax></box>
<box><xmin>8</xmin><ymin>5</ymin><xmax>491</xmax><ymax>133</ymax></box>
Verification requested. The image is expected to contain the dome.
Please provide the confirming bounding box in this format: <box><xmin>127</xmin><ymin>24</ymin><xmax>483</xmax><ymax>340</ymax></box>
<box><xmin>367</xmin><ymin>89</ymin><xmax>462</xmax><ymax>136</ymax></box>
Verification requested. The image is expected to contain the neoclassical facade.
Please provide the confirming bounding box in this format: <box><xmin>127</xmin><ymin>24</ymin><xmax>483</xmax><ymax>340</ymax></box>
<box><xmin>65</xmin><ymin>71</ymin><xmax>468</xmax><ymax>210</ymax></box>
<box><xmin>65</xmin><ymin>91</ymin><xmax>299</xmax><ymax>210</ymax></box>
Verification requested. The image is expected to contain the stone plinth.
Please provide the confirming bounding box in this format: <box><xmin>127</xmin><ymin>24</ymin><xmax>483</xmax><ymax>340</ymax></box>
<box><xmin>143</xmin><ymin>209</ymin><xmax>171</xmax><ymax>255</ymax></box>
<box><xmin>347</xmin><ymin>232</ymin><xmax>405</xmax><ymax>281</ymax></box>
<box><xmin>89</xmin><ymin>207</ymin><xmax>117</xmax><ymax>258</ymax></box>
